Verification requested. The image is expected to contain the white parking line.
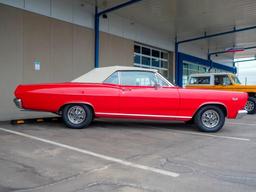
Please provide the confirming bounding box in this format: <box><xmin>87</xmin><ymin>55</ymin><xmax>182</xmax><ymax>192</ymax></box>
<box><xmin>227</xmin><ymin>122</ymin><xmax>256</xmax><ymax>126</ymax></box>
<box><xmin>0</xmin><ymin>127</ymin><xmax>179</xmax><ymax>178</ymax></box>
<box><xmin>171</xmin><ymin>130</ymin><xmax>250</xmax><ymax>141</ymax></box>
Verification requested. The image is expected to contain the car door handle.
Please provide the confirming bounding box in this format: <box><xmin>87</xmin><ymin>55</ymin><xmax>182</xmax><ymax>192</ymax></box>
<box><xmin>121</xmin><ymin>87</ymin><xmax>131</xmax><ymax>91</ymax></box>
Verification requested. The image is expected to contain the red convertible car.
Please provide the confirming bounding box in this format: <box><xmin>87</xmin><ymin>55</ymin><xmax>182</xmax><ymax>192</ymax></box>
<box><xmin>14</xmin><ymin>66</ymin><xmax>248</xmax><ymax>132</ymax></box>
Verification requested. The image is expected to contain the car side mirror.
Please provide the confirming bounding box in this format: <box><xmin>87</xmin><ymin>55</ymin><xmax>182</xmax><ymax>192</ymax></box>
<box><xmin>154</xmin><ymin>83</ymin><xmax>161</xmax><ymax>89</ymax></box>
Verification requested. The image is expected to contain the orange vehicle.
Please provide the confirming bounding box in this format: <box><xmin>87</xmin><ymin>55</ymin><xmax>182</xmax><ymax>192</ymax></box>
<box><xmin>186</xmin><ymin>73</ymin><xmax>256</xmax><ymax>114</ymax></box>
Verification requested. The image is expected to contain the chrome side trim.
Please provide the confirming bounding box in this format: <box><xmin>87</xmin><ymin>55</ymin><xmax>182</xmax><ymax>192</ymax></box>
<box><xmin>236</xmin><ymin>110</ymin><xmax>247</xmax><ymax>119</ymax></box>
<box><xmin>95</xmin><ymin>112</ymin><xmax>192</xmax><ymax>119</ymax></box>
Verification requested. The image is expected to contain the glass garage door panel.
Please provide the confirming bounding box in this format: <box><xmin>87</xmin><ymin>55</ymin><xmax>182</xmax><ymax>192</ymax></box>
<box><xmin>182</xmin><ymin>61</ymin><xmax>208</xmax><ymax>87</ymax></box>
<box><xmin>133</xmin><ymin>43</ymin><xmax>169</xmax><ymax>79</ymax></box>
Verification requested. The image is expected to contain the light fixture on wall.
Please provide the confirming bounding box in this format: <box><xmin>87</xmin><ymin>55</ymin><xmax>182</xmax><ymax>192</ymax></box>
<box><xmin>102</xmin><ymin>0</ymin><xmax>108</xmax><ymax>19</ymax></box>
<box><xmin>102</xmin><ymin>14</ymin><xmax>108</xmax><ymax>19</ymax></box>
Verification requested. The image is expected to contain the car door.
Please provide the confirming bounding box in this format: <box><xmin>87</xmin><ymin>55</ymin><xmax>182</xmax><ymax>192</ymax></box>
<box><xmin>91</xmin><ymin>71</ymin><xmax>120</xmax><ymax>114</ymax></box>
<box><xmin>119</xmin><ymin>71</ymin><xmax>180</xmax><ymax>118</ymax></box>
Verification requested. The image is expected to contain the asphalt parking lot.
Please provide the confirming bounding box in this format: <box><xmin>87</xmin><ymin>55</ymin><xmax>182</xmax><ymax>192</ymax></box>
<box><xmin>0</xmin><ymin>115</ymin><xmax>256</xmax><ymax>192</ymax></box>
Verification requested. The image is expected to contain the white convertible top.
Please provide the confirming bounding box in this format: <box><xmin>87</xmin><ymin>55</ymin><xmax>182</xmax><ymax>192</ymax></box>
<box><xmin>72</xmin><ymin>66</ymin><xmax>157</xmax><ymax>83</ymax></box>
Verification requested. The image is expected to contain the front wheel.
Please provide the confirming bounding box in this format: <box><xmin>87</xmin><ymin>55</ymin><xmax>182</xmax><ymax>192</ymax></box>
<box><xmin>245</xmin><ymin>97</ymin><xmax>256</xmax><ymax>114</ymax></box>
<box><xmin>62</xmin><ymin>104</ymin><xmax>93</xmax><ymax>129</ymax></box>
<box><xmin>194</xmin><ymin>106</ymin><xmax>225</xmax><ymax>132</ymax></box>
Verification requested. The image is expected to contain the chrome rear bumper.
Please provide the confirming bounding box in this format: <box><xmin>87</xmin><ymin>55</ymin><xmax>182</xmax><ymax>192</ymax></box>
<box><xmin>13</xmin><ymin>98</ymin><xmax>23</xmax><ymax>109</ymax></box>
<box><xmin>237</xmin><ymin>110</ymin><xmax>247</xmax><ymax>119</ymax></box>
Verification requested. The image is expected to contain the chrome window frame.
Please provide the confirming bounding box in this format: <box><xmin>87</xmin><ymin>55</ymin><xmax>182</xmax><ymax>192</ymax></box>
<box><xmin>104</xmin><ymin>70</ymin><xmax>173</xmax><ymax>87</ymax></box>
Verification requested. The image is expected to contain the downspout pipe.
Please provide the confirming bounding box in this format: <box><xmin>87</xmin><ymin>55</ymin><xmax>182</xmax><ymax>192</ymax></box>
<box><xmin>175</xmin><ymin>38</ymin><xmax>180</xmax><ymax>86</ymax></box>
<box><xmin>94</xmin><ymin>6</ymin><xmax>100</xmax><ymax>68</ymax></box>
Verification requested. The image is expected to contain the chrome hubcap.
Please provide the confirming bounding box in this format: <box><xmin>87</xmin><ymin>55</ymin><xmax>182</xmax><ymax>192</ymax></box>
<box><xmin>67</xmin><ymin>106</ymin><xmax>86</xmax><ymax>124</ymax></box>
<box><xmin>201</xmin><ymin>110</ymin><xmax>220</xmax><ymax>128</ymax></box>
<box><xmin>245</xmin><ymin>100</ymin><xmax>255</xmax><ymax>112</ymax></box>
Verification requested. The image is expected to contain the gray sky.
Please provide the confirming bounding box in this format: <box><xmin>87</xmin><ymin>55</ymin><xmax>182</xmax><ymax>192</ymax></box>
<box><xmin>236</xmin><ymin>60</ymin><xmax>256</xmax><ymax>85</ymax></box>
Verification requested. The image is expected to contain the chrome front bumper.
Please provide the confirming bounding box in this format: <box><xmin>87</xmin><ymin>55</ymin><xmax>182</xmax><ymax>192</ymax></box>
<box><xmin>13</xmin><ymin>98</ymin><xmax>23</xmax><ymax>109</ymax></box>
<box><xmin>237</xmin><ymin>110</ymin><xmax>247</xmax><ymax>119</ymax></box>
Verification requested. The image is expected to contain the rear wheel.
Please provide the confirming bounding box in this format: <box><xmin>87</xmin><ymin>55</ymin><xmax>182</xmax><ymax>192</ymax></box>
<box><xmin>245</xmin><ymin>97</ymin><xmax>256</xmax><ymax>114</ymax></box>
<box><xmin>62</xmin><ymin>104</ymin><xmax>93</xmax><ymax>129</ymax></box>
<box><xmin>194</xmin><ymin>105</ymin><xmax>225</xmax><ymax>132</ymax></box>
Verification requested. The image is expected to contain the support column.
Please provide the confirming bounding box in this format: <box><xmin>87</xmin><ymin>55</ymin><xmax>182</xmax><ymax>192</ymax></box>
<box><xmin>94</xmin><ymin>6</ymin><xmax>99</xmax><ymax>68</ymax></box>
<box><xmin>175</xmin><ymin>40</ymin><xmax>180</xmax><ymax>86</ymax></box>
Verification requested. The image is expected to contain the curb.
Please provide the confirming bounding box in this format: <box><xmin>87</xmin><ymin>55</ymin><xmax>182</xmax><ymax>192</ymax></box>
<box><xmin>10</xmin><ymin>117</ymin><xmax>61</xmax><ymax>125</ymax></box>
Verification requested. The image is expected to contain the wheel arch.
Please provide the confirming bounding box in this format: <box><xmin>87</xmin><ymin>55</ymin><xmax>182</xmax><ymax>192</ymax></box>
<box><xmin>248</xmin><ymin>92</ymin><xmax>256</xmax><ymax>98</ymax></box>
<box><xmin>58</xmin><ymin>102</ymin><xmax>95</xmax><ymax>117</ymax></box>
<box><xmin>193</xmin><ymin>102</ymin><xmax>228</xmax><ymax>118</ymax></box>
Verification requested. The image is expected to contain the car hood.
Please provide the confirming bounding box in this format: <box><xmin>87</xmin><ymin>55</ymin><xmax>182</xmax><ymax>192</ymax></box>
<box><xmin>233</xmin><ymin>84</ymin><xmax>256</xmax><ymax>89</ymax></box>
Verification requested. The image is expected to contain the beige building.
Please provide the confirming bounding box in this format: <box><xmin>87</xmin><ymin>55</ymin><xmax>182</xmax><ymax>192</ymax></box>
<box><xmin>2</xmin><ymin>0</ymin><xmax>254</xmax><ymax>121</ymax></box>
<box><xmin>0</xmin><ymin>2</ymin><xmax>174</xmax><ymax>121</ymax></box>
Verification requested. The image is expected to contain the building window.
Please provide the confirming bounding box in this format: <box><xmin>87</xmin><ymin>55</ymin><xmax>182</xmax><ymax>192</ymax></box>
<box><xmin>133</xmin><ymin>43</ymin><xmax>169</xmax><ymax>78</ymax></box>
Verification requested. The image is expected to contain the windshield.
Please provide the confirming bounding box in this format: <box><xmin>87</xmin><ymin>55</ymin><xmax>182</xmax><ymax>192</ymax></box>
<box><xmin>156</xmin><ymin>73</ymin><xmax>174</xmax><ymax>87</ymax></box>
<box><xmin>230</xmin><ymin>75</ymin><xmax>241</xmax><ymax>84</ymax></box>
